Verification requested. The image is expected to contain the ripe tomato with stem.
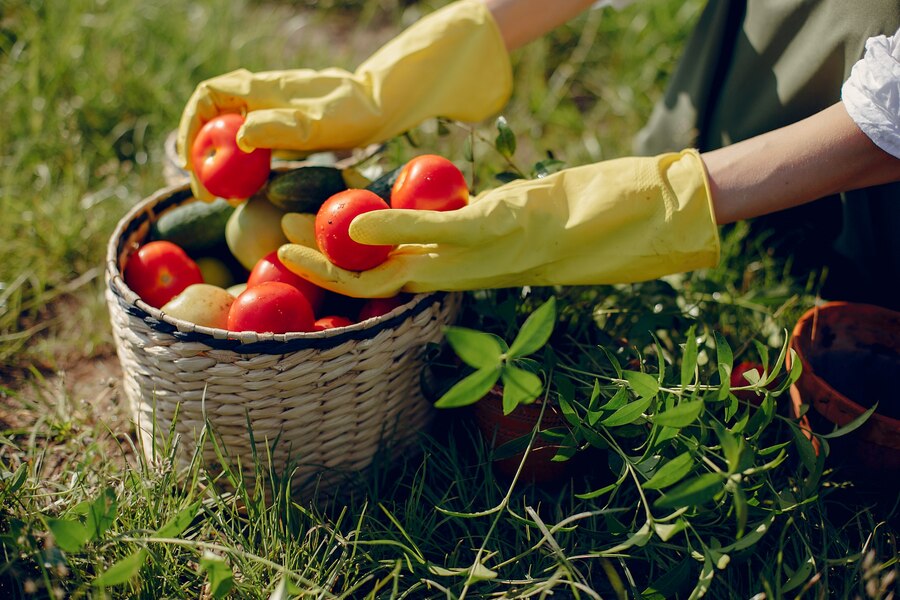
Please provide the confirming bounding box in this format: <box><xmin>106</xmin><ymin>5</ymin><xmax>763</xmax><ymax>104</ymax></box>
<box><xmin>390</xmin><ymin>154</ymin><xmax>469</xmax><ymax>211</ymax></box>
<box><xmin>191</xmin><ymin>113</ymin><xmax>271</xmax><ymax>200</ymax></box>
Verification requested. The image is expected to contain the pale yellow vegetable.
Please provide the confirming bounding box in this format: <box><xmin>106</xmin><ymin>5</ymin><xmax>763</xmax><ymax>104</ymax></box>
<box><xmin>226</xmin><ymin>283</ymin><xmax>247</xmax><ymax>298</ymax></box>
<box><xmin>161</xmin><ymin>283</ymin><xmax>234</xmax><ymax>329</ymax></box>
<box><xmin>195</xmin><ymin>256</ymin><xmax>235</xmax><ymax>288</ymax></box>
<box><xmin>225</xmin><ymin>195</ymin><xmax>289</xmax><ymax>270</ymax></box>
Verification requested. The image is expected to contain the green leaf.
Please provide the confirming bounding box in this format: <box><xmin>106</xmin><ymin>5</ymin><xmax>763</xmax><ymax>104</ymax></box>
<box><xmin>818</xmin><ymin>402</ymin><xmax>878</xmax><ymax>439</ymax></box>
<box><xmin>466</xmin><ymin>562</ymin><xmax>499</xmax><ymax>584</ymax></box>
<box><xmin>46</xmin><ymin>517</ymin><xmax>90</xmax><ymax>553</ymax></box>
<box><xmin>689</xmin><ymin>550</ymin><xmax>715</xmax><ymax>600</ymax></box>
<box><xmin>642</xmin><ymin>557</ymin><xmax>693</xmax><ymax>600</ymax></box>
<box><xmin>604</xmin><ymin>521</ymin><xmax>653</xmax><ymax>555</ymax></box>
<box><xmin>714</xmin><ymin>331</ymin><xmax>733</xmax><ymax>371</ymax></box>
<box><xmin>623</xmin><ymin>370</ymin><xmax>660</xmax><ymax>399</ymax></box>
<box><xmin>653</xmin><ymin>400</ymin><xmax>704</xmax><ymax>428</ymax></box>
<box><xmin>94</xmin><ymin>549</ymin><xmax>148</xmax><ymax>587</ymax></box>
<box><xmin>533</xmin><ymin>158</ymin><xmax>566</xmax><ymax>178</ymax></box>
<box><xmin>551</xmin><ymin>444</ymin><xmax>578</xmax><ymax>462</ymax></box>
<box><xmin>157</xmin><ymin>501</ymin><xmax>201</xmax><ymax>538</ymax></box>
<box><xmin>680</xmin><ymin>325</ymin><xmax>698</xmax><ymax>387</ymax></box>
<box><xmin>0</xmin><ymin>464</ymin><xmax>27</xmax><ymax>501</ymax></box>
<box><xmin>588</xmin><ymin>379</ymin><xmax>602</xmax><ymax>411</ymax></box>
<box><xmin>654</xmin><ymin>472</ymin><xmax>724</xmax><ymax>509</ymax></box>
<box><xmin>752</xmin><ymin>340</ymin><xmax>770</xmax><ymax>372</ymax></box>
<box><xmin>200</xmin><ymin>552</ymin><xmax>234</xmax><ymax>599</ymax></box>
<box><xmin>739</xmin><ymin>366</ymin><xmax>761</xmax><ymax>385</ymax></box>
<box><xmin>434</xmin><ymin>366</ymin><xmax>502</xmax><ymax>409</ymax></box>
<box><xmin>763</xmin><ymin>333</ymin><xmax>790</xmax><ymax>386</ymax></box>
<box><xmin>576</xmin><ymin>466</ymin><xmax>628</xmax><ymax>499</ymax></box>
<box><xmin>599</xmin><ymin>346</ymin><xmax>623</xmax><ymax>379</ymax></box>
<box><xmin>782</xmin><ymin>555</ymin><xmax>816</xmax><ymax>593</ymax></box>
<box><xmin>713</xmin><ymin>422</ymin><xmax>743</xmax><ymax>475</ymax></box>
<box><xmin>723</xmin><ymin>513</ymin><xmax>775</xmax><ymax>552</ymax></box>
<box><xmin>495</xmin><ymin>116</ymin><xmax>516</xmax><ymax>158</ymax></box>
<box><xmin>653</xmin><ymin>519</ymin><xmax>687</xmax><ymax>542</ymax></box>
<box><xmin>494</xmin><ymin>171</ymin><xmax>521</xmax><ymax>184</ymax></box>
<box><xmin>601</xmin><ymin>396</ymin><xmax>653</xmax><ymax>427</ymax></box>
<box><xmin>500</xmin><ymin>366</ymin><xmax>542</xmax><ymax>414</ymax></box>
<box><xmin>599</xmin><ymin>387</ymin><xmax>629</xmax><ymax>412</ymax></box>
<box><xmin>718</xmin><ymin>364</ymin><xmax>732</xmax><ymax>402</ymax></box>
<box><xmin>715</xmin><ymin>332</ymin><xmax>733</xmax><ymax>401</ymax></box>
<box><xmin>651</xmin><ymin>332</ymin><xmax>667</xmax><ymax>386</ymax></box>
<box><xmin>492</xmin><ymin>431</ymin><xmax>531</xmax><ymax>460</ymax></box>
<box><xmin>724</xmin><ymin>391</ymin><xmax>739</xmax><ymax>419</ymax></box>
<box><xmin>789</xmin><ymin>421</ymin><xmax>818</xmax><ymax>473</ymax></box>
<box><xmin>557</xmin><ymin>389</ymin><xmax>580</xmax><ymax>427</ymax></box>
<box><xmin>643</xmin><ymin>452</ymin><xmax>695</xmax><ymax>490</ymax></box>
<box><xmin>444</xmin><ymin>327</ymin><xmax>504</xmax><ymax>369</ymax></box>
<box><xmin>507</xmin><ymin>297</ymin><xmax>556</xmax><ymax>358</ymax></box>
<box><xmin>653</xmin><ymin>425</ymin><xmax>680</xmax><ymax>447</ymax></box>
<box><xmin>731</xmin><ymin>483</ymin><xmax>748</xmax><ymax>538</ymax></box>
<box><xmin>86</xmin><ymin>487</ymin><xmax>117</xmax><ymax>541</ymax></box>
<box><xmin>787</xmin><ymin>349</ymin><xmax>803</xmax><ymax>384</ymax></box>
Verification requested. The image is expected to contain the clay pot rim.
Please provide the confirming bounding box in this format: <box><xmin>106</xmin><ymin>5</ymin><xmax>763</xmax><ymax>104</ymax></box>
<box><xmin>788</xmin><ymin>301</ymin><xmax>900</xmax><ymax>427</ymax></box>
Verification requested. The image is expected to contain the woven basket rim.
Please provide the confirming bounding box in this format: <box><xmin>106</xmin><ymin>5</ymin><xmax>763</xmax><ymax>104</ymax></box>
<box><xmin>106</xmin><ymin>181</ymin><xmax>450</xmax><ymax>354</ymax></box>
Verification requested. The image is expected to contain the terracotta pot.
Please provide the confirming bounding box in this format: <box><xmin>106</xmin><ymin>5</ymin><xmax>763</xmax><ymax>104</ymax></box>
<box><xmin>787</xmin><ymin>301</ymin><xmax>900</xmax><ymax>473</ymax></box>
<box><xmin>471</xmin><ymin>387</ymin><xmax>574</xmax><ymax>484</ymax></box>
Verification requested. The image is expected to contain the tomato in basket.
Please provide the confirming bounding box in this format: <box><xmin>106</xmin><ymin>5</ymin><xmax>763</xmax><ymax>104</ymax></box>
<box><xmin>227</xmin><ymin>281</ymin><xmax>315</xmax><ymax>334</ymax></box>
<box><xmin>124</xmin><ymin>240</ymin><xmax>204</xmax><ymax>309</ymax></box>
<box><xmin>247</xmin><ymin>250</ymin><xmax>326</xmax><ymax>313</ymax></box>
<box><xmin>315</xmin><ymin>189</ymin><xmax>393</xmax><ymax>271</ymax></box>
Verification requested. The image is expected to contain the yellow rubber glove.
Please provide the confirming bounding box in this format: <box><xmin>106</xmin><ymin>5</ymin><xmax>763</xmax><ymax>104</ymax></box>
<box><xmin>277</xmin><ymin>150</ymin><xmax>721</xmax><ymax>298</ymax></box>
<box><xmin>177</xmin><ymin>0</ymin><xmax>512</xmax><ymax>201</ymax></box>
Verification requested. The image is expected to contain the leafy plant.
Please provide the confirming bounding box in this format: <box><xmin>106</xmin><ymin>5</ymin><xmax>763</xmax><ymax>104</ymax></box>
<box><xmin>435</xmin><ymin>296</ymin><xmax>557</xmax><ymax>415</ymax></box>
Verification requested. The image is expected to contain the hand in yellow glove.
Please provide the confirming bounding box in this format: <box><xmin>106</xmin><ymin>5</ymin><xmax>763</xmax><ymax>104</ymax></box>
<box><xmin>277</xmin><ymin>150</ymin><xmax>721</xmax><ymax>298</ymax></box>
<box><xmin>177</xmin><ymin>0</ymin><xmax>512</xmax><ymax>201</ymax></box>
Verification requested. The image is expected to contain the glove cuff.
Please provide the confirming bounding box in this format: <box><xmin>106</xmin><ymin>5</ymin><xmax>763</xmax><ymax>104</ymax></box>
<box><xmin>663</xmin><ymin>149</ymin><xmax>721</xmax><ymax>271</ymax></box>
<box><xmin>357</xmin><ymin>0</ymin><xmax>514</xmax><ymax>139</ymax></box>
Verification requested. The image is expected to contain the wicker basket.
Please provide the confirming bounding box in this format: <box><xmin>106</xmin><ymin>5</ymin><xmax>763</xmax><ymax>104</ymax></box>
<box><xmin>106</xmin><ymin>182</ymin><xmax>462</xmax><ymax>495</ymax></box>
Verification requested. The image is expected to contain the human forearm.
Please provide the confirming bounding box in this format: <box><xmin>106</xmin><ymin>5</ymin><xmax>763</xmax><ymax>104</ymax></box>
<box><xmin>481</xmin><ymin>0</ymin><xmax>597</xmax><ymax>50</ymax></box>
<box><xmin>702</xmin><ymin>102</ymin><xmax>900</xmax><ymax>225</ymax></box>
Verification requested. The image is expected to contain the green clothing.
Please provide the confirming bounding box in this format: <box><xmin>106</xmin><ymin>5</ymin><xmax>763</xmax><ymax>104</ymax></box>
<box><xmin>635</xmin><ymin>0</ymin><xmax>900</xmax><ymax>310</ymax></box>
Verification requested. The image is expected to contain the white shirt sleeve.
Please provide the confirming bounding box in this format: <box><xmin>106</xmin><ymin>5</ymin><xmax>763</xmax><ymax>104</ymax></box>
<box><xmin>841</xmin><ymin>27</ymin><xmax>900</xmax><ymax>159</ymax></box>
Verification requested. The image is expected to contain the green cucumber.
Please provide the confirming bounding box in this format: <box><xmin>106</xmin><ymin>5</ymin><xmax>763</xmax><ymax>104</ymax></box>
<box><xmin>265</xmin><ymin>165</ymin><xmax>347</xmax><ymax>212</ymax></box>
<box><xmin>151</xmin><ymin>198</ymin><xmax>235</xmax><ymax>253</ymax></box>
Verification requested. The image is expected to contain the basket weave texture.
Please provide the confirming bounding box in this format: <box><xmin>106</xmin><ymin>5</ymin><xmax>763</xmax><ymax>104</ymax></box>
<box><xmin>106</xmin><ymin>182</ymin><xmax>461</xmax><ymax>494</ymax></box>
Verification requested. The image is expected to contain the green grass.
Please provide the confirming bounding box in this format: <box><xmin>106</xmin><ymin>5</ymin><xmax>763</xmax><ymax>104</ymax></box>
<box><xmin>2</xmin><ymin>0</ymin><xmax>899</xmax><ymax>598</ymax></box>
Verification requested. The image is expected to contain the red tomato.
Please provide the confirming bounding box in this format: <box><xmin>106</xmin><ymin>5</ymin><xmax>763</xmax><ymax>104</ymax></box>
<box><xmin>226</xmin><ymin>281</ymin><xmax>315</xmax><ymax>334</ymax></box>
<box><xmin>390</xmin><ymin>154</ymin><xmax>469</xmax><ymax>211</ymax></box>
<box><xmin>191</xmin><ymin>113</ymin><xmax>271</xmax><ymax>199</ymax></box>
<box><xmin>315</xmin><ymin>189</ymin><xmax>393</xmax><ymax>271</ymax></box>
<box><xmin>313</xmin><ymin>315</ymin><xmax>355</xmax><ymax>331</ymax></box>
<box><xmin>247</xmin><ymin>251</ymin><xmax>325</xmax><ymax>314</ymax></box>
<box><xmin>358</xmin><ymin>294</ymin><xmax>410</xmax><ymax>321</ymax></box>
<box><xmin>730</xmin><ymin>361</ymin><xmax>768</xmax><ymax>406</ymax></box>
<box><xmin>124</xmin><ymin>240</ymin><xmax>204</xmax><ymax>309</ymax></box>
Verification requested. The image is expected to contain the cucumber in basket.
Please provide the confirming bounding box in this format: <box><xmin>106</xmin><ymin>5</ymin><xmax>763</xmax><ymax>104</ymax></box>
<box><xmin>364</xmin><ymin>165</ymin><xmax>404</xmax><ymax>203</ymax></box>
<box><xmin>150</xmin><ymin>197</ymin><xmax>235</xmax><ymax>253</ymax></box>
<box><xmin>265</xmin><ymin>165</ymin><xmax>348</xmax><ymax>212</ymax></box>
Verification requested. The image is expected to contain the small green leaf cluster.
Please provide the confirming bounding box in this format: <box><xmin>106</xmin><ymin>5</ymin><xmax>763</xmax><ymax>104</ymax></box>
<box><xmin>435</xmin><ymin>297</ymin><xmax>557</xmax><ymax>415</ymax></box>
